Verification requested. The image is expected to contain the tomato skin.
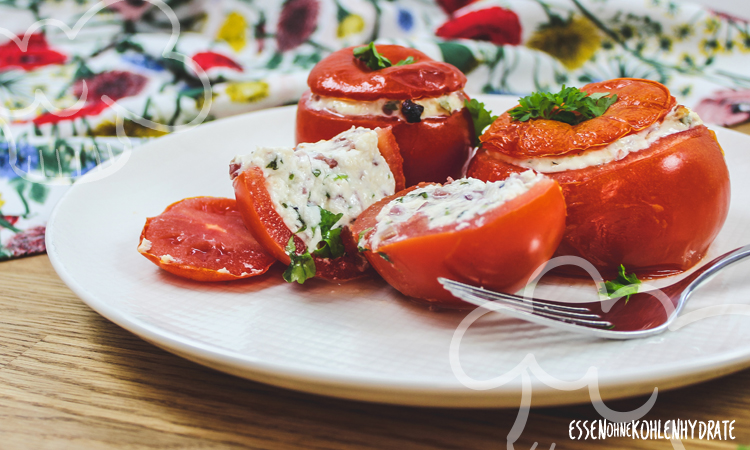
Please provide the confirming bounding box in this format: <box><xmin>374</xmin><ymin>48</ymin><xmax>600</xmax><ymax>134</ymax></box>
<box><xmin>351</xmin><ymin>179</ymin><xmax>567</xmax><ymax>308</ymax></box>
<box><xmin>469</xmin><ymin>125</ymin><xmax>731</xmax><ymax>278</ymax></box>
<box><xmin>296</xmin><ymin>91</ymin><xmax>473</xmax><ymax>186</ymax></box>
<box><xmin>307</xmin><ymin>45</ymin><xmax>466</xmax><ymax>101</ymax></box>
<box><xmin>138</xmin><ymin>197</ymin><xmax>276</xmax><ymax>282</ymax></box>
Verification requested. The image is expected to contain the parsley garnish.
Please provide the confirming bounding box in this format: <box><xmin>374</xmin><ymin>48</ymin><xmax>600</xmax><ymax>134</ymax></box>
<box><xmin>282</xmin><ymin>237</ymin><xmax>316</xmax><ymax>284</ymax></box>
<box><xmin>353</xmin><ymin>42</ymin><xmax>414</xmax><ymax>70</ymax></box>
<box><xmin>464</xmin><ymin>99</ymin><xmax>498</xmax><ymax>146</ymax></box>
<box><xmin>508</xmin><ymin>86</ymin><xmax>618</xmax><ymax>126</ymax></box>
<box><xmin>378</xmin><ymin>252</ymin><xmax>392</xmax><ymax>263</ymax></box>
<box><xmin>313</xmin><ymin>208</ymin><xmax>345</xmax><ymax>259</ymax></box>
<box><xmin>600</xmin><ymin>265</ymin><xmax>641</xmax><ymax>302</ymax></box>
<box><xmin>266</xmin><ymin>156</ymin><xmax>280</xmax><ymax>170</ymax></box>
<box><xmin>357</xmin><ymin>227</ymin><xmax>375</xmax><ymax>252</ymax></box>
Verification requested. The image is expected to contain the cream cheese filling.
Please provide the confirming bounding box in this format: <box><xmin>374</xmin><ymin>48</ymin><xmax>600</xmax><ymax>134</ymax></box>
<box><xmin>366</xmin><ymin>171</ymin><xmax>544</xmax><ymax>252</ymax></box>
<box><xmin>231</xmin><ymin>127</ymin><xmax>396</xmax><ymax>252</ymax></box>
<box><xmin>499</xmin><ymin>106</ymin><xmax>703</xmax><ymax>173</ymax></box>
<box><xmin>307</xmin><ymin>91</ymin><xmax>466</xmax><ymax>121</ymax></box>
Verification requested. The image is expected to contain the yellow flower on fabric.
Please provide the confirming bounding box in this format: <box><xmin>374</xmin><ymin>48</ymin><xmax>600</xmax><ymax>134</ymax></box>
<box><xmin>90</xmin><ymin>120</ymin><xmax>168</xmax><ymax>138</ymax></box>
<box><xmin>700</xmin><ymin>38</ymin><xmax>722</xmax><ymax>56</ymax></box>
<box><xmin>337</xmin><ymin>14</ymin><xmax>365</xmax><ymax>38</ymax></box>
<box><xmin>226</xmin><ymin>81</ymin><xmax>269</xmax><ymax>103</ymax></box>
<box><xmin>673</xmin><ymin>24</ymin><xmax>693</xmax><ymax>41</ymax></box>
<box><xmin>739</xmin><ymin>32</ymin><xmax>750</xmax><ymax>53</ymax></box>
<box><xmin>218</xmin><ymin>12</ymin><xmax>248</xmax><ymax>52</ymax></box>
<box><xmin>527</xmin><ymin>16</ymin><xmax>602</xmax><ymax>70</ymax></box>
<box><xmin>704</xmin><ymin>16</ymin><xmax>721</xmax><ymax>34</ymax></box>
<box><xmin>0</xmin><ymin>192</ymin><xmax>5</xmax><ymax>210</ymax></box>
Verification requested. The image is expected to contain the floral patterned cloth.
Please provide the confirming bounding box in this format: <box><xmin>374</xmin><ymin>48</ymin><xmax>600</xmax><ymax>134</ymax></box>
<box><xmin>1</xmin><ymin>0</ymin><xmax>748</xmax><ymax>260</ymax></box>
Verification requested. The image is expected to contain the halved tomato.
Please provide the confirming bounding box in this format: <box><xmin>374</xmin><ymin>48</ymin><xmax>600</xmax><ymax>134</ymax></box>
<box><xmin>138</xmin><ymin>197</ymin><xmax>276</xmax><ymax>281</ymax></box>
<box><xmin>232</xmin><ymin>127</ymin><xmax>403</xmax><ymax>283</ymax></box>
<box><xmin>296</xmin><ymin>44</ymin><xmax>473</xmax><ymax>186</ymax></box>
<box><xmin>469</xmin><ymin>79</ymin><xmax>731</xmax><ymax>278</ymax></box>
<box><xmin>351</xmin><ymin>175</ymin><xmax>567</xmax><ymax>307</ymax></box>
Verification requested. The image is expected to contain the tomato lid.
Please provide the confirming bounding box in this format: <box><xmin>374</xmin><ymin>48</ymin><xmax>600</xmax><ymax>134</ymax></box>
<box><xmin>307</xmin><ymin>45</ymin><xmax>467</xmax><ymax>101</ymax></box>
<box><xmin>480</xmin><ymin>78</ymin><xmax>677</xmax><ymax>158</ymax></box>
<box><xmin>139</xmin><ymin>197</ymin><xmax>275</xmax><ymax>281</ymax></box>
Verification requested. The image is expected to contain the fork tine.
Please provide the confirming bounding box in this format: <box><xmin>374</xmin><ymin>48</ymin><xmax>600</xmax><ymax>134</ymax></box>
<box><xmin>439</xmin><ymin>278</ymin><xmax>594</xmax><ymax>314</ymax></box>
<box><xmin>438</xmin><ymin>278</ymin><xmax>614</xmax><ymax>329</ymax></box>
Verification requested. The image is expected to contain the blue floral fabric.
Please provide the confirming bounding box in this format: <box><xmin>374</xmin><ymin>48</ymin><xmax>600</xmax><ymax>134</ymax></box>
<box><xmin>1</xmin><ymin>0</ymin><xmax>749</xmax><ymax>259</ymax></box>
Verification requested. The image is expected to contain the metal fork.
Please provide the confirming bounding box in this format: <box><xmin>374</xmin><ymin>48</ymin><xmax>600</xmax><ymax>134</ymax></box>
<box><xmin>439</xmin><ymin>244</ymin><xmax>750</xmax><ymax>339</ymax></box>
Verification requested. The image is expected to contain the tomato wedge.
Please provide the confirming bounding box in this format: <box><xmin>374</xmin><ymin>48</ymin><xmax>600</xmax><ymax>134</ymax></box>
<box><xmin>351</xmin><ymin>174</ymin><xmax>567</xmax><ymax>307</ymax></box>
<box><xmin>138</xmin><ymin>197</ymin><xmax>276</xmax><ymax>281</ymax></box>
<box><xmin>232</xmin><ymin>127</ymin><xmax>404</xmax><ymax>283</ymax></box>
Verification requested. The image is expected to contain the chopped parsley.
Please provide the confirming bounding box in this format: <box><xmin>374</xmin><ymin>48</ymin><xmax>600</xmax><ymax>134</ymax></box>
<box><xmin>600</xmin><ymin>265</ymin><xmax>641</xmax><ymax>302</ymax></box>
<box><xmin>282</xmin><ymin>237</ymin><xmax>316</xmax><ymax>284</ymax></box>
<box><xmin>289</xmin><ymin>173</ymin><xmax>295</xmax><ymax>180</ymax></box>
<box><xmin>266</xmin><ymin>156</ymin><xmax>280</xmax><ymax>170</ymax></box>
<box><xmin>378</xmin><ymin>252</ymin><xmax>392</xmax><ymax>263</ymax></box>
<box><xmin>464</xmin><ymin>99</ymin><xmax>498</xmax><ymax>146</ymax></box>
<box><xmin>312</xmin><ymin>168</ymin><xmax>321</xmax><ymax>177</ymax></box>
<box><xmin>419</xmin><ymin>192</ymin><xmax>428</xmax><ymax>199</ymax></box>
<box><xmin>333</xmin><ymin>174</ymin><xmax>349</xmax><ymax>181</ymax></box>
<box><xmin>508</xmin><ymin>86</ymin><xmax>618</xmax><ymax>126</ymax></box>
<box><xmin>353</xmin><ymin>42</ymin><xmax>414</xmax><ymax>70</ymax></box>
<box><xmin>312</xmin><ymin>208</ymin><xmax>345</xmax><ymax>259</ymax></box>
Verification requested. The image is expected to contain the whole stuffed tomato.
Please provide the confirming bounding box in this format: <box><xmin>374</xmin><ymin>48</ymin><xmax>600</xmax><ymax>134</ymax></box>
<box><xmin>352</xmin><ymin>172</ymin><xmax>566</xmax><ymax>308</ymax></box>
<box><xmin>468</xmin><ymin>78</ymin><xmax>731</xmax><ymax>278</ymax></box>
<box><xmin>296</xmin><ymin>44</ymin><xmax>473</xmax><ymax>187</ymax></box>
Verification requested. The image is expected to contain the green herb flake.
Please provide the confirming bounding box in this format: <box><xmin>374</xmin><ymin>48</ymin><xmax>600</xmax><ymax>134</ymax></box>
<box><xmin>600</xmin><ymin>265</ymin><xmax>641</xmax><ymax>302</ymax></box>
<box><xmin>289</xmin><ymin>173</ymin><xmax>295</xmax><ymax>180</ymax></box>
<box><xmin>464</xmin><ymin>98</ymin><xmax>498</xmax><ymax>146</ymax></box>
<box><xmin>419</xmin><ymin>192</ymin><xmax>428</xmax><ymax>199</ymax></box>
<box><xmin>266</xmin><ymin>156</ymin><xmax>280</xmax><ymax>170</ymax></box>
<box><xmin>353</xmin><ymin>42</ymin><xmax>414</xmax><ymax>70</ymax></box>
<box><xmin>357</xmin><ymin>226</ymin><xmax>375</xmax><ymax>252</ymax></box>
<box><xmin>312</xmin><ymin>168</ymin><xmax>321</xmax><ymax>177</ymax></box>
<box><xmin>312</xmin><ymin>208</ymin><xmax>346</xmax><ymax>259</ymax></box>
<box><xmin>508</xmin><ymin>86</ymin><xmax>618</xmax><ymax>126</ymax></box>
<box><xmin>333</xmin><ymin>174</ymin><xmax>349</xmax><ymax>181</ymax></box>
<box><xmin>378</xmin><ymin>252</ymin><xmax>392</xmax><ymax>263</ymax></box>
<box><xmin>282</xmin><ymin>237</ymin><xmax>316</xmax><ymax>284</ymax></box>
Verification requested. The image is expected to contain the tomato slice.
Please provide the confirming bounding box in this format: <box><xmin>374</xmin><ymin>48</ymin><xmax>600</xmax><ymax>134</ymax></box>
<box><xmin>469</xmin><ymin>125</ymin><xmax>730</xmax><ymax>278</ymax></box>
<box><xmin>138</xmin><ymin>197</ymin><xmax>276</xmax><ymax>281</ymax></box>
<box><xmin>232</xmin><ymin>127</ymin><xmax>403</xmax><ymax>283</ymax></box>
<box><xmin>307</xmin><ymin>45</ymin><xmax>466</xmax><ymax>101</ymax></box>
<box><xmin>481</xmin><ymin>78</ymin><xmax>677</xmax><ymax>158</ymax></box>
<box><xmin>351</xmin><ymin>176</ymin><xmax>567</xmax><ymax>308</ymax></box>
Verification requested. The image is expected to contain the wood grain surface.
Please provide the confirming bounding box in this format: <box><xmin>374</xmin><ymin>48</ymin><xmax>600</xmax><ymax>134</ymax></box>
<box><xmin>3</xmin><ymin>125</ymin><xmax>750</xmax><ymax>449</ymax></box>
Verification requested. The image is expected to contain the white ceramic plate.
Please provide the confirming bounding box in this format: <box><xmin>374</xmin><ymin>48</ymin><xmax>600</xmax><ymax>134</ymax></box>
<box><xmin>47</xmin><ymin>96</ymin><xmax>750</xmax><ymax>408</ymax></box>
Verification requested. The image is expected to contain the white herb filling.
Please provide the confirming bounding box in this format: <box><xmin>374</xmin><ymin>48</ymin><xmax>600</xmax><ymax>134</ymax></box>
<box><xmin>367</xmin><ymin>171</ymin><xmax>545</xmax><ymax>251</ymax></box>
<box><xmin>231</xmin><ymin>127</ymin><xmax>396</xmax><ymax>252</ymax></box>
<box><xmin>307</xmin><ymin>91</ymin><xmax>466</xmax><ymax>121</ymax></box>
<box><xmin>500</xmin><ymin>105</ymin><xmax>703</xmax><ymax>173</ymax></box>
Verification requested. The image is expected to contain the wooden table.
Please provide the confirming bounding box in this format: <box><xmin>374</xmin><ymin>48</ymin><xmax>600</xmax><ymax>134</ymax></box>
<box><xmin>3</xmin><ymin>123</ymin><xmax>750</xmax><ymax>450</ymax></box>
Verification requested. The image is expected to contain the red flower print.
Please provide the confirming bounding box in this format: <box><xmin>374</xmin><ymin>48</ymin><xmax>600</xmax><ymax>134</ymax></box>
<box><xmin>0</xmin><ymin>33</ymin><xmax>66</xmax><ymax>71</ymax></box>
<box><xmin>192</xmin><ymin>52</ymin><xmax>243</xmax><ymax>72</ymax></box>
<box><xmin>34</xmin><ymin>71</ymin><xmax>148</xmax><ymax>125</ymax></box>
<box><xmin>6</xmin><ymin>225</ymin><xmax>46</xmax><ymax>257</ymax></box>
<box><xmin>3</xmin><ymin>216</ymin><xmax>19</xmax><ymax>226</ymax></box>
<box><xmin>276</xmin><ymin>0</ymin><xmax>320</xmax><ymax>52</ymax></box>
<box><xmin>694</xmin><ymin>89</ymin><xmax>750</xmax><ymax>126</ymax></box>
<box><xmin>436</xmin><ymin>7</ymin><xmax>522</xmax><ymax>46</ymax></box>
<box><xmin>436</xmin><ymin>0</ymin><xmax>476</xmax><ymax>15</ymax></box>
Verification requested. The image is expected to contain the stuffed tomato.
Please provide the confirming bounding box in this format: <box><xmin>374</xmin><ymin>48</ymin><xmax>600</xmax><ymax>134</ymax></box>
<box><xmin>231</xmin><ymin>127</ymin><xmax>405</xmax><ymax>283</ymax></box>
<box><xmin>352</xmin><ymin>172</ymin><xmax>566</xmax><ymax>307</ymax></box>
<box><xmin>468</xmin><ymin>78</ymin><xmax>730</xmax><ymax>278</ymax></box>
<box><xmin>138</xmin><ymin>197</ymin><xmax>276</xmax><ymax>281</ymax></box>
<box><xmin>296</xmin><ymin>44</ymin><xmax>473</xmax><ymax>186</ymax></box>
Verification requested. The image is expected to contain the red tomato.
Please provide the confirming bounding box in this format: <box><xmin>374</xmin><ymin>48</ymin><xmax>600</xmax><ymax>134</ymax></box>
<box><xmin>351</xmin><ymin>178</ymin><xmax>567</xmax><ymax>308</ymax></box>
<box><xmin>138</xmin><ymin>197</ymin><xmax>276</xmax><ymax>281</ymax></box>
<box><xmin>469</xmin><ymin>79</ymin><xmax>731</xmax><ymax>278</ymax></box>
<box><xmin>232</xmin><ymin>127</ymin><xmax>404</xmax><ymax>282</ymax></box>
<box><xmin>297</xmin><ymin>44</ymin><xmax>473</xmax><ymax>186</ymax></box>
